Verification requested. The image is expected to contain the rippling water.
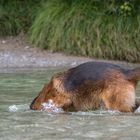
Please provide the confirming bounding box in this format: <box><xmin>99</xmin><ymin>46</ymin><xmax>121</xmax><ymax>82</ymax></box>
<box><xmin>0</xmin><ymin>66</ymin><xmax>140</xmax><ymax>140</ymax></box>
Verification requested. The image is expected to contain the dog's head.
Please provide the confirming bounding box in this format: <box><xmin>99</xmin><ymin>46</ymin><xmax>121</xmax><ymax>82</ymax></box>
<box><xmin>30</xmin><ymin>80</ymin><xmax>72</xmax><ymax>112</ymax></box>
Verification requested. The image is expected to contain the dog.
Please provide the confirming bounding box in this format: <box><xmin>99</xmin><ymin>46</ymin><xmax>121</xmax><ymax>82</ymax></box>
<box><xmin>30</xmin><ymin>61</ymin><xmax>140</xmax><ymax>112</ymax></box>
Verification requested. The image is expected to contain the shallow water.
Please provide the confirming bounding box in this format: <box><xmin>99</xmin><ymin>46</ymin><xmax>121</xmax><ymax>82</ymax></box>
<box><xmin>0</xmin><ymin>66</ymin><xmax>140</xmax><ymax>140</ymax></box>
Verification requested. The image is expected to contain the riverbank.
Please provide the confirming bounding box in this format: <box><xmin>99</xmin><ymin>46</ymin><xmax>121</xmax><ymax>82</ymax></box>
<box><xmin>0</xmin><ymin>36</ymin><xmax>91</xmax><ymax>68</ymax></box>
<box><xmin>0</xmin><ymin>36</ymin><xmax>139</xmax><ymax>70</ymax></box>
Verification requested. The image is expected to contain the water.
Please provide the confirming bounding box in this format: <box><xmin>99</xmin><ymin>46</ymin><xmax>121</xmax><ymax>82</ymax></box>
<box><xmin>0</xmin><ymin>66</ymin><xmax>140</xmax><ymax>140</ymax></box>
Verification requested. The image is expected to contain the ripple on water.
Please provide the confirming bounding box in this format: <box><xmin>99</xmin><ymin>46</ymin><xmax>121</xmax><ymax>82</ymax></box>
<box><xmin>8</xmin><ymin>103</ymin><xmax>121</xmax><ymax>115</ymax></box>
<box><xmin>8</xmin><ymin>103</ymin><xmax>140</xmax><ymax>116</ymax></box>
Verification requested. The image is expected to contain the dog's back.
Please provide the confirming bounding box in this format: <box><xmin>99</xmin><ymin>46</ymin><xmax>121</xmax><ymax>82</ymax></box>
<box><xmin>64</xmin><ymin>62</ymin><xmax>128</xmax><ymax>91</ymax></box>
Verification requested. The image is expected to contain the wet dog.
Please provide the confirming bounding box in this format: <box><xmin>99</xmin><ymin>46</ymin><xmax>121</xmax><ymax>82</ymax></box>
<box><xmin>30</xmin><ymin>61</ymin><xmax>140</xmax><ymax>112</ymax></box>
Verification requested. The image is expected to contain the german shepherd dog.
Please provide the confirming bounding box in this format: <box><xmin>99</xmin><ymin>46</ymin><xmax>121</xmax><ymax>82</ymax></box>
<box><xmin>30</xmin><ymin>61</ymin><xmax>140</xmax><ymax>112</ymax></box>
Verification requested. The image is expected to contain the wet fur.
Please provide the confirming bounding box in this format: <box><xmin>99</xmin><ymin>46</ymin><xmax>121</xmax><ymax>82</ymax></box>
<box><xmin>30</xmin><ymin>62</ymin><xmax>140</xmax><ymax>112</ymax></box>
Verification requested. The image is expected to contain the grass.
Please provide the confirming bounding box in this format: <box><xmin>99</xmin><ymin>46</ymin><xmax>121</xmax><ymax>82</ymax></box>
<box><xmin>30</xmin><ymin>0</ymin><xmax>140</xmax><ymax>62</ymax></box>
<box><xmin>0</xmin><ymin>0</ymin><xmax>41</xmax><ymax>36</ymax></box>
<box><xmin>0</xmin><ymin>0</ymin><xmax>140</xmax><ymax>62</ymax></box>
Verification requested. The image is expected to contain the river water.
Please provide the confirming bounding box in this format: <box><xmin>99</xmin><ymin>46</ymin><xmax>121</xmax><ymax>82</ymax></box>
<box><xmin>0</xmin><ymin>65</ymin><xmax>140</xmax><ymax>140</ymax></box>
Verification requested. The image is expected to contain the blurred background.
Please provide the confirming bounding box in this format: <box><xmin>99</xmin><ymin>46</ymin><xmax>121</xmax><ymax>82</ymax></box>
<box><xmin>0</xmin><ymin>0</ymin><xmax>140</xmax><ymax>62</ymax></box>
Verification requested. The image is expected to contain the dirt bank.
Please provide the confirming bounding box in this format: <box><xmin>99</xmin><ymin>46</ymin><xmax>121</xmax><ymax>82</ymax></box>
<box><xmin>0</xmin><ymin>36</ymin><xmax>139</xmax><ymax>69</ymax></box>
<box><xmin>0</xmin><ymin>36</ymin><xmax>92</xmax><ymax>68</ymax></box>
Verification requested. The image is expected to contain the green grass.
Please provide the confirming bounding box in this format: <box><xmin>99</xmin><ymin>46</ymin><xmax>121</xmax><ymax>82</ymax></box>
<box><xmin>0</xmin><ymin>0</ymin><xmax>140</xmax><ymax>62</ymax></box>
<box><xmin>0</xmin><ymin>0</ymin><xmax>41</xmax><ymax>36</ymax></box>
<box><xmin>30</xmin><ymin>0</ymin><xmax>140</xmax><ymax>62</ymax></box>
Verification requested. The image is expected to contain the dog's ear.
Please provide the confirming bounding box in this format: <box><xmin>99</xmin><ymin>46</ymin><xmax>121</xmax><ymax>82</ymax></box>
<box><xmin>30</xmin><ymin>81</ymin><xmax>53</xmax><ymax>110</ymax></box>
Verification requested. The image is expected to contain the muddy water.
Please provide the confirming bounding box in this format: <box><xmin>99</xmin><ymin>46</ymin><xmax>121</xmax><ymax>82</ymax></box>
<box><xmin>0</xmin><ymin>66</ymin><xmax>140</xmax><ymax>140</ymax></box>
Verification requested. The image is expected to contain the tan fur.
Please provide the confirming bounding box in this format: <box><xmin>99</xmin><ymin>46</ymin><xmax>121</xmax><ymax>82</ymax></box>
<box><xmin>101</xmin><ymin>70</ymin><xmax>135</xmax><ymax>112</ymax></box>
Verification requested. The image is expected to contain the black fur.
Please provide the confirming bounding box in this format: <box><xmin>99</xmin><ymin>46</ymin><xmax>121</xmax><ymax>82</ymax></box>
<box><xmin>64</xmin><ymin>61</ymin><xmax>127</xmax><ymax>91</ymax></box>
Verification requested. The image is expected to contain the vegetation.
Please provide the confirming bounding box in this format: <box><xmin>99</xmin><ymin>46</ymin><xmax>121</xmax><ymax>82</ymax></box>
<box><xmin>0</xmin><ymin>0</ymin><xmax>140</xmax><ymax>62</ymax></box>
<box><xmin>0</xmin><ymin>0</ymin><xmax>41</xmax><ymax>36</ymax></box>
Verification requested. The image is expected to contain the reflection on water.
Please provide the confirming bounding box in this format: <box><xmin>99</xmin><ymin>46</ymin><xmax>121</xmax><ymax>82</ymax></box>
<box><xmin>0</xmin><ymin>66</ymin><xmax>140</xmax><ymax>140</ymax></box>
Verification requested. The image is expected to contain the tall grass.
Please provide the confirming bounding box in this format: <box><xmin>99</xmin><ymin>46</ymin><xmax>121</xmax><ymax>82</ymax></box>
<box><xmin>0</xmin><ymin>0</ymin><xmax>41</xmax><ymax>36</ymax></box>
<box><xmin>1</xmin><ymin>0</ymin><xmax>140</xmax><ymax>62</ymax></box>
<box><xmin>30</xmin><ymin>0</ymin><xmax>140</xmax><ymax>62</ymax></box>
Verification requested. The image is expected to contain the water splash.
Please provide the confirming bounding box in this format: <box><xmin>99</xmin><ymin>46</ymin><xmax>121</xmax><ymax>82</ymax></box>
<box><xmin>9</xmin><ymin>104</ymin><xmax>29</xmax><ymax>112</ymax></box>
<box><xmin>9</xmin><ymin>102</ymin><xmax>140</xmax><ymax>115</ymax></box>
<box><xmin>41</xmin><ymin>99</ymin><xmax>64</xmax><ymax>113</ymax></box>
<box><xmin>8</xmin><ymin>101</ymin><xmax>64</xmax><ymax>113</ymax></box>
<box><xmin>134</xmin><ymin>106</ymin><xmax>140</xmax><ymax>113</ymax></box>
